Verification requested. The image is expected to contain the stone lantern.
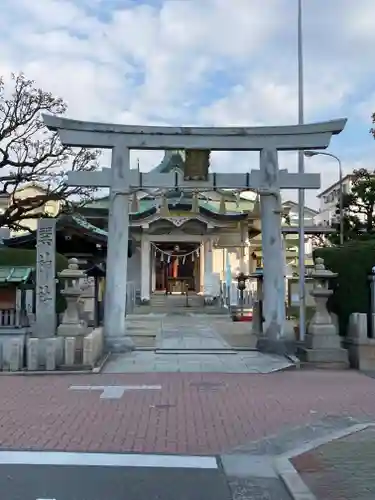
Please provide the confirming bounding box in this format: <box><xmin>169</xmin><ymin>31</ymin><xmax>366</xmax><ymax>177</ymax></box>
<box><xmin>300</xmin><ymin>257</ymin><xmax>348</xmax><ymax>368</ymax></box>
<box><xmin>230</xmin><ymin>272</ymin><xmax>251</xmax><ymax>321</ymax></box>
<box><xmin>57</xmin><ymin>258</ymin><xmax>87</xmax><ymax>338</ymax></box>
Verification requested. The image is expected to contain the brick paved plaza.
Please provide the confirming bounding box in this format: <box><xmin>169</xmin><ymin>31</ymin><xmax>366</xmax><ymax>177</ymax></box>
<box><xmin>0</xmin><ymin>370</ymin><xmax>375</xmax><ymax>456</ymax></box>
<box><xmin>292</xmin><ymin>425</ymin><xmax>375</xmax><ymax>499</ymax></box>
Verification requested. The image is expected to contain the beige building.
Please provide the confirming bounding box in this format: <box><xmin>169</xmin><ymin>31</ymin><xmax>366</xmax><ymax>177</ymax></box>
<box><xmin>315</xmin><ymin>175</ymin><xmax>352</xmax><ymax>227</ymax></box>
<box><xmin>0</xmin><ymin>183</ymin><xmax>61</xmax><ymax>236</ymax></box>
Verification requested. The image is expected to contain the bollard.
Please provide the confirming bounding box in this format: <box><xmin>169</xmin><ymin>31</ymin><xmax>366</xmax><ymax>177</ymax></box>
<box><xmin>367</xmin><ymin>266</ymin><xmax>375</xmax><ymax>338</ymax></box>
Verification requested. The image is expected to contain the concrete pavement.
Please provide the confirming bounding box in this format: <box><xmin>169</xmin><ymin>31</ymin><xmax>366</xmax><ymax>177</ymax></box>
<box><xmin>105</xmin><ymin>314</ymin><xmax>292</xmax><ymax>373</ymax></box>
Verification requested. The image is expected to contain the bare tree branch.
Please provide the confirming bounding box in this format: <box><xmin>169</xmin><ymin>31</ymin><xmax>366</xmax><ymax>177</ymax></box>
<box><xmin>0</xmin><ymin>73</ymin><xmax>101</xmax><ymax>231</ymax></box>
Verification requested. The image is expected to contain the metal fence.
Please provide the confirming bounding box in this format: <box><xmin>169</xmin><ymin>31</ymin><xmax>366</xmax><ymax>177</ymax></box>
<box><xmin>219</xmin><ymin>281</ymin><xmax>254</xmax><ymax>309</ymax></box>
<box><xmin>0</xmin><ymin>309</ymin><xmax>19</xmax><ymax>327</ymax></box>
<box><xmin>0</xmin><ymin>308</ymin><xmax>30</xmax><ymax>328</ymax></box>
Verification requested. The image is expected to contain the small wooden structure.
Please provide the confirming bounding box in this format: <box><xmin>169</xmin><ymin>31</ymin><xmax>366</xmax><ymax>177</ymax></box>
<box><xmin>0</xmin><ymin>266</ymin><xmax>35</xmax><ymax>331</ymax></box>
<box><xmin>166</xmin><ymin>277</ymin><xmax>192</xmax><ymax>295</ymax></box>
<box><xmin>84</xmin><ymin>263</ymin><xmax>106</xmax><ymax>327</ymax></box>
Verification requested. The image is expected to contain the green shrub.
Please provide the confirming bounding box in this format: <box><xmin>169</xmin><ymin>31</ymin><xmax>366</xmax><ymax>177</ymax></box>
<box><xmin>0</xmin><ymin>248</ymin><xmax>68</xmax><ymax>270</ymax></box>
<box><xmin>0</xmin><ymin>248</ymin><xmax>68</xmax><ymax>313</ymax></box>
<box><xmin>314</xmin><ymin>241</ymin><xmax>375</xmax><ymax>335</ymax></box>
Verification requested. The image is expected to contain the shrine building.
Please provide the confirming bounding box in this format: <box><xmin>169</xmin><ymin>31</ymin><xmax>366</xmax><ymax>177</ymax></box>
<box><xmin>75</xmin><ymin>150</ymin><xmax>324</xmax><ymax>303</ymax></box>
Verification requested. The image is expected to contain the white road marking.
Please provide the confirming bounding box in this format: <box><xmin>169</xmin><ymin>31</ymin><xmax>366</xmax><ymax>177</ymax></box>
<box><xmin>0</xmin><ymin>451</ymin><xmax>218</xmax><ymax>469</ymax></box>
<box><xmin>69</xmin><ymin>385</ymin><xmax>162</xmax><ymax>399</ymax></box>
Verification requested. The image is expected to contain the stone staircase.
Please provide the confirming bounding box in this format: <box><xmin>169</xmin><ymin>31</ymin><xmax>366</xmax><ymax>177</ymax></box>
<box><xmin>132</xmin><ymin>292</ymin><xmax>227</xmax><ymax>315</ymax></box>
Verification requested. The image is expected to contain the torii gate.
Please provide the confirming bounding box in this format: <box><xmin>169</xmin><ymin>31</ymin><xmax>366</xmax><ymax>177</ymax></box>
<box><xmin>43</xmin><ymin>115</ymin><xmax>347</xmax><ymax>354</ymax></box>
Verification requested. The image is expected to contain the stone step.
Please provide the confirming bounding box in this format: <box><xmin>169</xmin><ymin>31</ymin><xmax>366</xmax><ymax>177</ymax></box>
<box><xmin>155</xmin><ymin>349</ymin><xmax>237</xmax><ymax>354</ymax></box>
<box><xmin>299</xmin><ymin>347</ymin><xmax>349</xmax><ymax>365</ymax></box>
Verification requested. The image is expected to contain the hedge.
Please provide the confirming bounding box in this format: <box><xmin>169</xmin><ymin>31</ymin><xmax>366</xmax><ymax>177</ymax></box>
<box><xmin>0</xmin><ymin>248</ymin><xmax>69</xmax><ymax>313</ymax></box>
<box><xmin>314</xmin><ymin>240</ymin><xmax>375</xmax><ymax>336</ymax></box>
<box><xmin>0</xmin><ymin>248</ymin><xmax>68</xmax><ymax>270</ymax></box>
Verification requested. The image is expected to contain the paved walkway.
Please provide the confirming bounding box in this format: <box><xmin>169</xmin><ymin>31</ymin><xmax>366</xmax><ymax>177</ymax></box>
<box><xmin>104</xmin><ymin>350</ymin><xmax>293</xmax><ymax>373</ymax></box>
<box><xmin>156</xmin><ymin>316</ymin><xmax>232</xmax><ymax>351</ymax></box>
<box><xmin>2</xmin><ymin>371</ymin><xmax>375</xmax><ymax>499</ymax></box>
<box><xmin>0</xmin><ymin>371</ymin><xmax>374</xmax><ymax>456</ymax></box>
<box><xmin>292</xmin><ymin>425</ymin><xmax>375</xmax><ymax>499</ymax></box>
<box><xmin>107</xmin><ymin>314</ymin><xmax>289</xmax><ymax>373</ymax></box>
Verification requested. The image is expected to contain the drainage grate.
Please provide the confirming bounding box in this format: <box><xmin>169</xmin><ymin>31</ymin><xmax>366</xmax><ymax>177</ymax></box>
<box><xmin>150</xmin><ymin>404</ymin><xmax>176</xmax><ymax>409</ymax></box>
<box><xmin>189</xmin><ymin>381</ymin><xmax>226</xmax><ymax>391</ymax></box>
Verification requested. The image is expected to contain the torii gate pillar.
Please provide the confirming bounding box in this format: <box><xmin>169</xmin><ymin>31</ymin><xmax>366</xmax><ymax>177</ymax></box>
<box><xmin>43</xmin><ymin>115</ymin><xmax>347</xmax><ymax>354</ymax></box>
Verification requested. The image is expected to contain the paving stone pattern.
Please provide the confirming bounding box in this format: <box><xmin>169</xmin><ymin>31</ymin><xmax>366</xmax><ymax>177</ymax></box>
<box><xmin>103</xmin><ymin>350</ymin><xmax>292</xmax><ymax>373</ymax></box>
<box><xmin>105</xmin><ymin>315</ymin><xmax>292</xmax><ymax>373</ymax></box>
<box><xmin>0</xmin><ymin>371</ymin><xmax>374</xmax><ymax>456</ymax></box>
<box><xmin>220</xmin><ymin>416</ymin><xmax>369</xmax><ymax>500</ymax></box>
<box><xmin>156</xmin><ymin>316</ymin><xmax>232</xmax><ymax>351</ymax></box>
<box><xmin>229</xmin><ymin>415</ymin><xmax>366</xmax><ymax>456</ymax></box>
<box><xmin>292</xmin><ymin>426</ymin><xmax>375</xmax><ymax>500</ymax></box>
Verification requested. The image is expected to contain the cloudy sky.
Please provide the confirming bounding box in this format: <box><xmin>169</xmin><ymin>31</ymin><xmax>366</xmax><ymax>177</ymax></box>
<box><xmin>1</xmin><ymin>0</ymin><xmax>374</xmax><ymax>208</ymax></box>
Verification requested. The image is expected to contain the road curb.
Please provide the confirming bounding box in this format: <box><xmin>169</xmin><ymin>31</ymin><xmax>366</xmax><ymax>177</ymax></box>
<box><xmin>273</xmin><ymin>422</ymin><xmax>374</xmax><ymax>500</ymax></box>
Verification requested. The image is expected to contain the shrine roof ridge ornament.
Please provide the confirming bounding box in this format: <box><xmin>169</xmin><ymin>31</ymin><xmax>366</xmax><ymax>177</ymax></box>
<box><xmin>42</xmin><ymin>114</ymin><xmax>348</xmax><ymax>152</ymax></box>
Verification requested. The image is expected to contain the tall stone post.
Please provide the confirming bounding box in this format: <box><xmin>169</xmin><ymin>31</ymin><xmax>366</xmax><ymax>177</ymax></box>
<box><xmin>199</xmin><ymin>241</ymin><xmax>205</xmax><ymax>293</ymax></box>
<box><xmin>151</xmin><ymin>250</ymin><xmax>156</xmax><ymax>293</ymax></box>
<box><xmin>239</xmin><ymin>222</ymin><xmax>247</xmax><ymax>273</ymax></box>
<box><xmin>256</xmin><ymin>149</ymin><xmax>286</xmax><ymax>354</ymax></box>
<box><xmin>36</xmin><ymin>218</ymin><xmax>57</xmax><ymax>338</ymax></box>
<box><xmin>104</xmin><ymin>144</ymin><xmax>134</xmax><ymax>352</ymax></box>
<box><xmin>203</xmin><ymin>239</ymin><xmax>214</xmax><ymax>304</ymax></box>
<box><xmin>141</xmin><ymin>235</ymin><xmax>151</xmax><ymax>303</ymax></box>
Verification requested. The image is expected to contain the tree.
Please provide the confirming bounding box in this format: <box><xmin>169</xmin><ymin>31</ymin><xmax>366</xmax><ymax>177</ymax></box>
<box><xmin>327</xmin><ymin>168</ymin><xmax>375</xmax><ymax>244</ymax></box>
<box><xmin>0</xmin><ymin>73</ymin><xmax>99</xmax><ymax>231</ymax></box>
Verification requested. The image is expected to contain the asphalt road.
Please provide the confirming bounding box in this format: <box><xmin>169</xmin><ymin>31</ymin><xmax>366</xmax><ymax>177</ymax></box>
<box><xmin>0</xmin><ymin>463</ymin><xmax>232</xmax><ymax>500</ymax></box>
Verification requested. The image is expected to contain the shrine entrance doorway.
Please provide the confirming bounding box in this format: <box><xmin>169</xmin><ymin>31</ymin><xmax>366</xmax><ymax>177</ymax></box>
<box><xmin>154</xmin><ymin>242</ymin><xmax>200</xmax><ymax>294</ymax></box>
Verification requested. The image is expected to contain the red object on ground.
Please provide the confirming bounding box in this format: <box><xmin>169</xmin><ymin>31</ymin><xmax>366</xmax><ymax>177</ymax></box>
<box><xmin>0</xmin><ymin>371</ymin><xmax>375</xmax><ymax>455</ymax></box>
<box><xmin>238</xmin><ymin>313</ymin><xmax>253</xmax><ymax>322</ymax></box>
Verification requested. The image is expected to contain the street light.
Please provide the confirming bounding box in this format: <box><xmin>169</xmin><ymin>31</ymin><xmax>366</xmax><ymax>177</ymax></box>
<box><xmin>297</xmin><ymin>0</ymin><xmax>305</xmax><ymax>341</ymax></box>
<box><xmin>304</xmin><ymin>151</ymin><xmax>344</xmax><ymax>245</ymax></box>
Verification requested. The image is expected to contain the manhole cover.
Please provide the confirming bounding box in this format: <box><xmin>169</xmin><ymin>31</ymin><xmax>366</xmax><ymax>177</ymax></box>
<box><xmin>189</xmin><ymin>381</ymin><xmax>226</xmax><ymax>391</ymax></box>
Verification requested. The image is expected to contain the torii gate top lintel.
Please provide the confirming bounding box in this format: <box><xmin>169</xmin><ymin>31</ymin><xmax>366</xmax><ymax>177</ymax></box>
<box><xmin>42</xmin><ymin>114</ymin><xmax>347</xmax><ymax>152</ymax></box>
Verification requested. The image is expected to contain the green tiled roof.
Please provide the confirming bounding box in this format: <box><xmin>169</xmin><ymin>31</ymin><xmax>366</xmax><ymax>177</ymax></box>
<box><xmin>199</xmin><ymin>200</ymin><xmax>252</xmax><ymax>214</ymax></box>
<box><xmin>83</xmin><ymin>196</ymin><xmax>254</xmax><ymax>216</ymax></box>
<box><xmin>0</xmin><ymin>266</ymin><xmax>33</xmax><ymax>284</ymax></box>
<box><xmin>72</xmin><ymin>215</ymin><xmax>108</xmax><ymax>236</ymax></box>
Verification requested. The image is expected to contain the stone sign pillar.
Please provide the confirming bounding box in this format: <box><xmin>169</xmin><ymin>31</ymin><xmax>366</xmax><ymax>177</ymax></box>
<box><xmin>203</xmin><ymin>239</ymin><xmax>214</xmax><ymax>304</ymax></box>
<box><xmin>256</xmin><ymin>149</ymin><xmax>286</xmax><ymax>354</ymax></box>
<box><xmin>36</xmin><ymin>218</ymin><xmax>56</xmax><ymax>338</ymax></box>
<box><xmin>140</xmin><ymin>235</ymin><xmax>151</xmax><ymax>303</ymax></box>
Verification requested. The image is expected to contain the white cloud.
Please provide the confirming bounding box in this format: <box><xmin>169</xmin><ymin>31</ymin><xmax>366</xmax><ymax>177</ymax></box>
<box><xmin>0</xmin><ymin>0</ymin><xmax>374</xmax><ymax>208</ymax></box>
